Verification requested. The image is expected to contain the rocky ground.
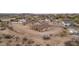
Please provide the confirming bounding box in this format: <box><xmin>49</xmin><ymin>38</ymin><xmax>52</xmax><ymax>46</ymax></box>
<box><xmin>0</xmin><ymin>14</ymin><xmax>79</xmax><ymax>46</ymax></box>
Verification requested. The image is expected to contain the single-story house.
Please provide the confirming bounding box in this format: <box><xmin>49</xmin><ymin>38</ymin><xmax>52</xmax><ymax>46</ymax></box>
<box><xmin>61</xmin><ymin>20</ymin><xmax>74</xmax><ymax>27</ymax></box>
<box><xmin>18</xmin><ymin>19</ymin><xmax>26</xmax><ymax>24</ymax></box>
<box><xmin>1</xmin><ymin>18</ymin><xmax>11</xmax><ymax>22</ymax></box>
<box><xmin>11</xmin><ymin>19</ymin><xmax>26</xmax><ymax>24</ymax></box>
<box><xmin>45</xmin><ymin>19</ymin><xmax>50</xmax><ymax>22</ymax></box>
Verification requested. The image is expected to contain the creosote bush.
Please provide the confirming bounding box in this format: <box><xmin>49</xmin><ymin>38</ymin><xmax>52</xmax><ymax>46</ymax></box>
<box><xmin>42</xmin><ymin>34</ymin><xmax>50</xmax><ymax>40</ymax></box>
<box><xmin>23</xmin><ymin>37</ymin><xmax>28</xmax><ymax>41</ymax></box>
<box><xmin>0</xmin><ymin>27</ymin><xmax>6</xmax><ymax>30</ymax></box>
<box><xmin>64</xmin><ymin>39</ymin><xmax>79</xmax><ymax>46</ymax></box>
<box><xmin>2</xmin><ymin>34</ymin><xmax>14</xmax><ymax>39</ymax></box>
<box><xmin>60</xmin><ymin>30</ymin><xmax>67</xmax><ymax>37</ymax></box>
<box><xmin>27</xmin><ymin>40</ymin><xmax>35</xmax><ymax>44</ymax></box>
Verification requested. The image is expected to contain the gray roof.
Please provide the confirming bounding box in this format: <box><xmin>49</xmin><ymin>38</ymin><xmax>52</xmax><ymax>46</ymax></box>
<box><xmin>72</xmin><ymin>32</ymin><xmax>79</xmax><ymax>36</ymax></box>
<box><xmin>63</xmin><ymin>20</ymin><xmax>73</xmax><ymax>24</ymax></box>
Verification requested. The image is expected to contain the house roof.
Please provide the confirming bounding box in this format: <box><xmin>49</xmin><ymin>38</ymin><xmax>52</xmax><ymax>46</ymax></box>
<box><xmin>71</xmin><ymin>32</ymin><xmax>79</xmax><ymax>36</ymax></box>
<box><xmin>1</xmin><ymin>18</ymin><xmax>11</xmax><ymax>21</ymax></box>
<box><xmin>63</xmin><ymin>20</ymin><xmax>73</xmax><ymax>24</ymax></box>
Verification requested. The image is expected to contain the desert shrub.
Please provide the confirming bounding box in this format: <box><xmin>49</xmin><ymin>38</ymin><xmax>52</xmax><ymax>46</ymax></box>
<box><xmin>60</xmin><ymin>30</ymin><xmax>67</xmax><ymax>37</ymax></box>
<box><xmin>7</xmin><ymin>25</ymin><xmax>14</xmax><ymax>31</ymax></box>
<box><xmin>0</xmin><ymin>36</ymin><xmax>2</xmax><ymax>39</ymax></box>
<box><xmin>27</xmin><ymin>40</ymin><xmax>35</xmax><ymax>44</ymax></box>
<box><xmin>0</xmin><ymin>27</ymin><xmax>6</xmax><ymax>30</ymax></box>
<box><xmin>42</xmin><ymin>34</ymin><xmax>50</xmax><ymax>40</ymax></box>
<box><xmin>8</xmin><ymin>40</ymin><xmax>12</xmax><ymax>43</ymax></box>
<box><xmin>64</xmin><ymin>39</ymin><xmax>79</xmax><ymax>46</ymax></box>
<box><xmin>16</xmin><ymin>44</ymin><xmax>21</xmax><ymax>46</ymax></box>
<box><xmin>70</xmin><ymin>16</ymin><xmax>79</xmax><ymax>24</ymax></box>
<box><xmin>15</xmin><ymin>36</ymin><xmax>19</xmax><ymax>39</ymax></box>
<box><xmin>0</xmin><ymin>20</ymin><xmax>2</xmax><ymax>22</ymax></box>
<box><xmin>0</xmin><ymin>34</ymin><xmax>5</xmax><ymax>39</ymax></box>
<box><xmin>35</xmin><ymin>44</ymin><xmax>41</xmax><ymax>46</ymax></box>
<box><xmin>15</xmin><ymin>16</ymin><xmax>23</xmax><ymax>19</ymax></box>
<box><xmin>0</xmin><ymin>22</ymin><xmax>8</xmax><ymax>30</ymax></box>
<box><xmin>3</xmin><ymin>34</ymin><xmax>14</xmax><ymax>39</ymax></box>
<box><xmin>22</xmin><ymin>37</ymin><xmax>28</xmax><ymax>44</ymax></box>
<box><xmin>46</xmin><ymin>44</ymin><xmax>50</xmax><ymax>46</ymax></box>
<box><xmin>0</xmin><ymin>40</ymin><xmax>2</xmax><ymax>43</ymax></box>
<box><xmin>74</xmin><ymin>18</ymin><xmax>79</xmax><ymax>24</ymax></box>
<box><xmin>10</xmin><ymin>19</ymin><xmax>18</xmax><ymax>22</ymax></box>
<box><xmin>0</xmin><ymin>21</ymin><xmax>8</xmax><ymax>27</ymax></box>
<box><xmin>23</xmin><ymin>37</ymin><xmax>28</xmax><ymax>41</ymax></box>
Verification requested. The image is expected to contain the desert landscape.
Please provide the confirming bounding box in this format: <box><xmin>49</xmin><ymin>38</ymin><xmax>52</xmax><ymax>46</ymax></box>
<box><xmin>0</xmin><ymin>14</ymin><xmax>79</xmax><ymax>46</ymax></box>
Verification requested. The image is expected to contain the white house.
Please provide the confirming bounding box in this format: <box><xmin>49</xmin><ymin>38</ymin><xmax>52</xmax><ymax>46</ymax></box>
<box><xmin>61</xmin><ymin>20</ymin><xmax>73</xmax><ymax>27</ymax></box>
<box><xmin>11</xmin><ymin>19</ymin><xmax>26</xmax><ymax>24</ymax></box>
<box><xmin>62</xmin><ymin>21</ymin><xmax>70</xmax><ymax>27</ymax></box>
<box><xmin>18</xmin><ymin>19</ymin><xmax>26</xmax><ymax>24</ymax></box>
<box><xmin>45</xmin><ymin>19</ymin><xmax>50</xmax><ymax>22</ymax></box>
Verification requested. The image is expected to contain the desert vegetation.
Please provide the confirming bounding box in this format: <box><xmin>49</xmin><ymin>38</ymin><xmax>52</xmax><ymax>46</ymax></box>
<box><xmin>42</xmin><ymin>34</ymin><xmax>51</xmax><ymax>40</ymax></box>
<box><xmin>0</xmin><ymin>14</ymin><xmax>79</xmax><ymax>46</ymax></box>
<box><xmin>64</xmin><ymin>38</ymin><xmax>79</xmax><ymax>46</ymax></box>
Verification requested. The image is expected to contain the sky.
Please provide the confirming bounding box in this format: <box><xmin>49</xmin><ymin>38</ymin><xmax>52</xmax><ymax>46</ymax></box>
<box><xmin>0</xmin><ymin>0</ymin><xmax>79</xmax><ymax>13</ymax></box>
